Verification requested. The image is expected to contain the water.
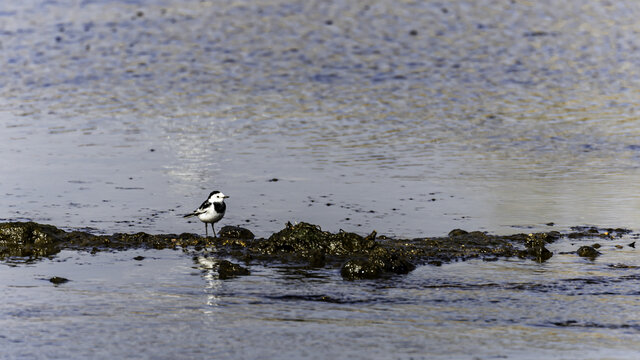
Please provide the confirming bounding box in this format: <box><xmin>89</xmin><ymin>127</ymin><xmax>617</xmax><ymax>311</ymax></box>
<box><xmin>2</xmin><ymin>0</ymin><xmax>640</xmax><ymax>358</ymax></box>
<box><xmin>2</xmin><ymin>243</ymin><xmax>640</xmax><ymax>359</ymax></box>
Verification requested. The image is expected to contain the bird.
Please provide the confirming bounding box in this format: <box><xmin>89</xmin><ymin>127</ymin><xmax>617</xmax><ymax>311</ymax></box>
<box><xmin>183</xmin><ymin>191</ymin><xmax>229</xmax><ymax>238</ymax></box>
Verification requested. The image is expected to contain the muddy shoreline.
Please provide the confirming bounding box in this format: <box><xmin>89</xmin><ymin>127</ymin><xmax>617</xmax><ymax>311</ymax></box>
<box><xmin>0</xmin><ymin>221</ymin><xmax>634</xmax><ymax>280</ymax></box>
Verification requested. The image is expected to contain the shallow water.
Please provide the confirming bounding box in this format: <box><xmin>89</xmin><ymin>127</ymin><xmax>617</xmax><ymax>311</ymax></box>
<box><xmin>2</xmin><ymin>0</ymin><xmax>640</xmax><ymax>358</ymax></box>
<box><xmin>2</xmin><ymin>240</ymin><xmax>640</xmax><ymax>359</ymax></box>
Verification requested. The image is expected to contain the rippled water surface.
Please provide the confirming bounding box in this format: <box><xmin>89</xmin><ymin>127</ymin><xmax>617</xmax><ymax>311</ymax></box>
<box><xmin>2</xmin><ymin>0</ymin><xmax>640</xmax><ymax>358</ymax></box>
<box><xmin>3</xmin><ymin>243</ymin><xmax>640</xmax><ymax>359</ymax></box>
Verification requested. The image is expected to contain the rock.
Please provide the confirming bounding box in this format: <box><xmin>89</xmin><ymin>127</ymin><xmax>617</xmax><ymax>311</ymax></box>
<box><xmin>331</xmin><ymin>229</ymin><xmax>377</xmax><ymax>254</ymax></box>
<box><xmin>577</xmin><ymin>245</ymin><xmax>600</xmax><ymax>258</ymax></box>
<box><xmin>307</xmin><ymin>250</ymin><xmax>326</xmax><ymax>268</ymax></box>
<box><xmin>368</xmin><ymin>247</ymin><xmax>415</xmax><ymax>275</ymax></box>
<box><xmin>260</xmin><ymin>222</ymin><xmax>375</xmax><ymax>257</ymax></box>
<box><xmin>219</xmin><ymin>226</ymin><xmax>255</xmax><ymax>240</ymax></box>
<box><xmin>217</xmin><ymin>260</ymin><xmax>250</xmax><ymax>279</ymax></box>
<box><xmin>0</xmin><ymin>222</ymin><xmax>65</xmax><ymax>258</ymax></box>
<box><xmin>341</xmin><ymin>259</ymin><xmax>382</xmax><ymax>280</ymax></box>
<box><xmin>524</xmin><ymin>245</ymin><xmax>553</xmax><ymax>263</ymax></box>
<box><xmin>340</xmin><ymin>247</ymin><xmax>414</xmax><ymax>280</ymax></box>
<box><xmin>262</xmin><ymin>222</ymin><xmax>330</xmax><ymax>256</ymax></box>
<box><xmin>49</xmin><ymin>276</ymin><xmax>69</xmax><ymax>284</ymax></box>
<box><xmin>448</xmin><ymin>229</ymin><xmax>468</xmax><ymax>237</ymax></box>
<box><xmin>523</xmin><ymin>233</ymin><xmax>553</xmax><ymax>262</ymax></box>
<box><xmin>2</xmin><ymin>220</ymin><xmax>634</xmax><ymax>281</ymax></box>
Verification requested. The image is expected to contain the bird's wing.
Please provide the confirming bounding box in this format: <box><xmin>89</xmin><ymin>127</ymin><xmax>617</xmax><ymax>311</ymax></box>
<box><xmin>194</xmin><ymin>200</ymin><xmax>212</xmax><ymax>214</ymax></box>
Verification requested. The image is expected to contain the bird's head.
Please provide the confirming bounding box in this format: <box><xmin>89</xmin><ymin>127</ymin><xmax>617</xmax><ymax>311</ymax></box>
<box><xmin>209</xmin><ymin>190</ymin><xmax>229</xmax><ymax>202</ymax></box>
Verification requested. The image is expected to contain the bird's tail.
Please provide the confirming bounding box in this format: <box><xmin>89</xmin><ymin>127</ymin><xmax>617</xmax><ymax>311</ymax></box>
<box><xmin>183</xmin><ymin>213</ymin><xmax>196</xmax><ymax>218</ymax></box>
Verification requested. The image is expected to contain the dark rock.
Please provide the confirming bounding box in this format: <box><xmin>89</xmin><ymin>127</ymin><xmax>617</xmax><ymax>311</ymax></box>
<box><xmin>368</xmin><ymin>247</ymin><xmax>415</xmax><ymax>275</ymax></box>
<box><xmin>219</xmin><ymin>226</ymin><xmax>255</xmax><ymax>240</ymax></box>
<box><xmin>49</xmin><ymin>276</ymin><xmax>69</xmax><ymax>284</ymax></box>
<box><xmin>525</xmin><ymin>234</ymin><xmax>546</xmax><ymax>248</ymax></box>
<box><xmin>332</xmin><ymin>229</ymin><xmax>376</xmax><ymax>254</ymax></box>
<box><xmin>260</xmin><ymin>222</ymin><xmax>375</xmax><ymax>257</ymax></box>
<box><xmin>261</xmin><ymin>222</ymin><xmax>330</xmax><ymax>256</ymax></box>
<box><xmin>217</xmin><ymin>260</ymin><xmax>250</xmax><ymax>279</ymax></box>
<box><xmin>521</xmin><ymin>233</ymin><xmax>553</xmax><ymax>262</ymax></box>
<box><xmin>340</xmin><ymin>247</ymin><xmax>414</xmax><ymax>280</ymax></box>
<box><xmin>2</xmin><ymin>220</ymin><xmax>635</xmax><ymax>281</ymax></box>
<box><xmin>524</xmin><ymin>31</ymin><xmax>551</xmax><ymax>37</ymax></box>
<box><xmin>307</xmin><ymin>250</ymin><xmax>326</xmax><ymax>268</ymax></box>
<box><xmin>448</xmin><ymin>229</ymin><xmax>468</xmax><ymax>237</ymax></box>
<box><xmin>546</xmin><ymin>231</ymin><xmax>562</xmax><ymax>241</ymax></box>
<box><xmin>608</xmin><ymin>263</ymin><xmax>639</xmax><ymax>269</ymax></box>
<box><xmin>0</xmin><ymin>222</ymin><xmax>65</xmax><ymax>258</ymax></box>
<box><xmin>341</xmin><ymin>259</ymin><xmax>382</xmax><ymax>280</ymax></box>
<box><xmin>133</xmin><ymin>256</ymin><xmax>145</xmax><ymax>261</ymax></box>
<box><xmin>577</xmin><ymin>246</ymin><xmax>600</xmax><ymax>258</ymax></box>
<box><xmin>523</xmin><ymin>245</ymin><xmax>553</xmax><ymax>263</ymax></box>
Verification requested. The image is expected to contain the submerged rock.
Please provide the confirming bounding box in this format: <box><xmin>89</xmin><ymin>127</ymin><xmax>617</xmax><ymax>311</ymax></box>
<box><xmin>0</xmin><ymin>221</ymin><xmax>631</xmax><ymax>280</ymax></box>
<box><xmin>577</xmin><ymin>245</ymin><xmax>600</xmax><ymax>258</ymax></box>
<box><xmin>49</xmin><ymin>276</ymin><xmax>69</xmax><ymax>284</ymax></box>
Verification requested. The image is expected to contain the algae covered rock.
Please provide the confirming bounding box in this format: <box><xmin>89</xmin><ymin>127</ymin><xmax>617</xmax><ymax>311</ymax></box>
<box><xmin>341</xmin><ymin>247</ymin><xmax>415</xmax><ymax>280</ymax></box>
<box><xmin>259</xmin><ymin>222</ymin><xmax>376</xmax><ymax>257</ymax></box>
<box><xmin>219</xmin><ymin>226</ymin><xmax>255</xmax><ymax>240</ymax></box>
<box><xmin>1</xmin><ymin>220</ymin><xmax>630</xmax><ymax>281</ymax></box>
<box><xmin>0</xmin><ymin>222</ymin><xmax>65</xmax><ymax>258</ymax></box>
<box><xmin>255</xmin><ymin>222</ymin><xmax>411</xmax><ymax>279</ymax></box>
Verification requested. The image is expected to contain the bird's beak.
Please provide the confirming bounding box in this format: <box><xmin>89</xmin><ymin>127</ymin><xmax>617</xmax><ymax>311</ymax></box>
<box><xmin>224</xmin><ymin>195</ymin><xmax>230</xmax><ymax>198</ymax></box>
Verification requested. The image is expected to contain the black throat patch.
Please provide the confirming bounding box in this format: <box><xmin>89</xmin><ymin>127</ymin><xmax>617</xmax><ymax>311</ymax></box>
<box><xmin>213</xmin><ymin>202</ymin><xmax>226</xmax><ymax>213</ymax></box>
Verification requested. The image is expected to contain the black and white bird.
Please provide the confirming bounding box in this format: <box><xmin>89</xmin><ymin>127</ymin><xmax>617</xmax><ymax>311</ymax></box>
<box><xmin>183</xmin><ymin>191</ymin><xmax>229</xmax><ymax>238</ymax></box>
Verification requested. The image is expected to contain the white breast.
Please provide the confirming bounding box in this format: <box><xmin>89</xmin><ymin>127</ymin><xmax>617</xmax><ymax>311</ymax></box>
<box><xmin>198</xmin><ymin>210</ymin><xmax>224</xmax><ymax>223</ymax></box>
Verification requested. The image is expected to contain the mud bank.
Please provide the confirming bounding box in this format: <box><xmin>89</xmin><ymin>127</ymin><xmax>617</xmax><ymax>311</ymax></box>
<box><xmin>0</xmin><ymin>222</ymin><xmax>633</xmax><ymax>280</ymax></box>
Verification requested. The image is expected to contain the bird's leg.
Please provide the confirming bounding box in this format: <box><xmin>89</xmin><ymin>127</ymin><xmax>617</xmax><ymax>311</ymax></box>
<box><xmin>212</xmin><ymin>223</ymin><xmax>217</xmax><ymax>238</ymax></box>
<box><xmin>205</xmin><ymin>223</ymin><xmax>208</xmax><ymax>238</ymax></box>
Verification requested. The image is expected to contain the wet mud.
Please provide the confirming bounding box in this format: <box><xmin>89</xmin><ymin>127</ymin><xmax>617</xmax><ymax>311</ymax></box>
<box><xmin>0</xmin><ymin>221</ymin><xmax>634</xmax><ymax>280</ymax></box>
